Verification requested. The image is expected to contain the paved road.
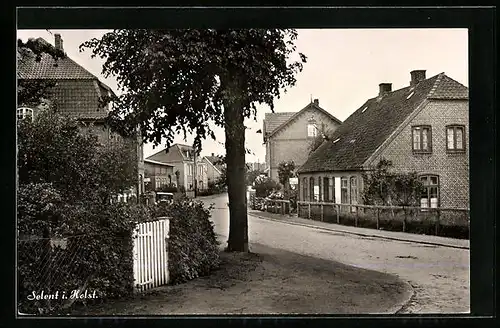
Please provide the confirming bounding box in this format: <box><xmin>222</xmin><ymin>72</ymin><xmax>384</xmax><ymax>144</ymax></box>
<box><xmin>198</xmin><ymin>193</ymin><xmax>470</xmax><ymax>314</ymax></box>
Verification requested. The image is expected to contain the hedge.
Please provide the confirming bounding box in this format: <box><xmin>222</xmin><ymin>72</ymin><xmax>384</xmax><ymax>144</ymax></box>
<box><xmin>151</xmin><ymin>197</ymin><xmax>220</xmax><ymax>284</ymax></box>
<box><xmin>17</xmin><ymin>183</ymin><xmax>151</xmax><ymax>315</ymax></box>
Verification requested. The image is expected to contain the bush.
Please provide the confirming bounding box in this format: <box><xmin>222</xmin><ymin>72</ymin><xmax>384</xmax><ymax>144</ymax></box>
<box><xmin>17</xmin><ymin>183</ymin><xmax>151</xmax><ymax>315</ymax></box>
<box><xmin>151</xmin><ymin>199</ymin><xmax>220</xmax><ymax>284</ymax></box>
<box><xmin>254</xmin><ymin>177</ymin><xmax>281</xmax><ymax>198</ymax></box>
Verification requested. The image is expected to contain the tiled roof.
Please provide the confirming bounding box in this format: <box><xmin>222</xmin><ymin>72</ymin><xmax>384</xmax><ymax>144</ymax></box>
<box><xmin>204</xmin><ymin>155</ymin><xmax>225</xmax><ymax>172</ymax></box>
<box><xmin>17</xmin><ymin>38</ymin><xmax>115</xmax><ymax>119</ymax></box>
<box><xmin>17</xmin><ymin>40</ymin><xmax>96</xmax><ymax>80</ymax></box>
<box><xmin>298</xmin><ymin>73</ymin><xmax>468</xmax><ymax>173</ymax></box>
<box><xmin>263</xmin><ymin>112</ymin><xmax>295</xmax><ymax>136</ymax></box>
<box><xmin>147</xmin><ymin>143</ymin><xmax>194</xmax><ymax>163</ymax></box>
<box><xmin>263</xmin><ymin>102</ymin><xmax>342</xmax><ymax>142</ymax></box>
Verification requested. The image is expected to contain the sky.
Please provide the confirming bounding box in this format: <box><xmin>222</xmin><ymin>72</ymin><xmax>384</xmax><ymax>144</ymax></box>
<box><xmin>16</xmin><ymin>29</ymin><xmax>468</xmax><ymax>162</ymax></box>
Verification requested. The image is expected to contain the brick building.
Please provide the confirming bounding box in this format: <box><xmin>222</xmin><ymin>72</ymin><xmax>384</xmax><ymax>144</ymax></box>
<box><xmin>262</xmin><ymin>99</ymin><xmax>342</xmax><ymax>181</ymax></box>
<box><xmin>17</xmin><ymin>33</ymin><xmax>145</xmax><ymax>198</ymax></box>
<box><xmin>297</xmin><ymin>70</ymin><xmax>469</xmax><ymax>210</ymax></box>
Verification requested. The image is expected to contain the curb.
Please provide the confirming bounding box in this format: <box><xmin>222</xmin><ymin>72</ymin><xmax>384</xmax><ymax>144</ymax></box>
<box><xmin>388</xmin><ymin>280</ymin><xmax>416</xmax><ymax>315</ymax></box>
<box><xmin>248</xmin><ymin>212</ymin><xmax>469</xmax><ymax>250</ymax></box>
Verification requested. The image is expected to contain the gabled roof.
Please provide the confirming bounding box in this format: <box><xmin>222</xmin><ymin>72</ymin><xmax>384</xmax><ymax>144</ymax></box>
<box><xmin>263</xmin><ymin>112</ymin><xmax>295</xmax><ymax>137</ymax></box>
<box><xmin>298</xmin><ymin>73</ymin><xmax>468</xmax><ymax>173</ymax></box>
<box><xmin>263</xmin><ymin>102</ymin><xmax>342</xmax><ymax>142</ymax></box>
<box><xmin>147</xmin><ymin>143</ymin><xmax>194</xmax><ymax>163</ymax></box>
<box><xmin>17</xmin><ymin>37</ymin><xmax>115</xmax><ymax>119</ymax></box>
<box><xmin>203</xmin><ymin>155</ymin><xmax>225</xmax><ymax>174</ymax></box>
<box><xmin>144</xmin><ymin>159</ymin><xmax>175</xmax><ymax>167</ymax></box>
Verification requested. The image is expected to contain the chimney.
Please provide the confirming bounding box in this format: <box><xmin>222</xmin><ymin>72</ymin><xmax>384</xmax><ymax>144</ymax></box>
<box><xmin>379</xmin><ymin>83</ymin><xmax>392</xmax><ymax>96</ymax></box>
<box><xmin>313</xmin><ymin>99</ymin><xmax>319</xmax><ymax>106</ymax></box>
<box><xmin>410</xmin><ymin>70</ymin><xmax>426</xmax><ymax>86</ymax></box>
<box><xmin>211</xmin><ymin>153</ymin><xmax>214</xmax><ymax>157</ymax></box>
<box><xmin>54</xmin><ymin>34</ymin><xmax>64</xmax><ymax>52</ymax></box>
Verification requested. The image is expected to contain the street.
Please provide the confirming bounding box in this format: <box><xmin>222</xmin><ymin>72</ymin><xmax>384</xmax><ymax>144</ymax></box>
<box><xmin>200</xmin><ymin>193</ymin><xmax>470</xmax><ymax>314</ymax></box>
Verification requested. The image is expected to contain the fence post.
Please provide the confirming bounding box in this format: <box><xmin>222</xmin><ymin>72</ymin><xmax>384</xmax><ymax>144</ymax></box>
<box><xmin>320</xmin><ymin>203</ymin><xmax>324</xmax><ymax>222</ymax></box>
<box><xmin>336</xmin><ymin>204</ymin><xmax>340</xmax><ymax>224</ymax></box>
<box><xmin>355</xmin><ymin>205</ymin><xmax>359</xmax><ymax>227</ymax></box>
<box><xmin>435</xmin><ymin>209</ymin><xmax>440</xmax><ymax>236</ymax></box>
<box><xmin>402</xmin><ymin>206</ymin><xmax>407</xmax><ymax>232</ymax></box>
<box><xmin>376</xmin><ymin>207</ymin><xmax>380</xmax><ymax>230</ymax></box>
<box><xmin>308</xmin><ymin>203</ymin><xmax>311</xmax><ymax>219</ymax></box>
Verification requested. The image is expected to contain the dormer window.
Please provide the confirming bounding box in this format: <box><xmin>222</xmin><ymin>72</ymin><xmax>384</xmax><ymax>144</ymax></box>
<box><xmin>17</xmin><ymin>107</ymin><xmax>33</xmax><ymax>122</ymax></box>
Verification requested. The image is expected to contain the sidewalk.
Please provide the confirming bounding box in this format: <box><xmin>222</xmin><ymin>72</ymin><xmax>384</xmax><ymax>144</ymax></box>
<box><xmin>70</xmin><ymin>243</ymin><xmax>413</xmax><ymax>315</ymax></box>
<box><xmin>248</xmin><ymin>209</ymin><xmax>469</xmax><ymax>250</ymax></box>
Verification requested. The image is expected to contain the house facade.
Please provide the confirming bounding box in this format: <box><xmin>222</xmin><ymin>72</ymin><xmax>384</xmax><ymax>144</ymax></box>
<box><xmin>202</xmin><ymin>153</ymin><xmax>224</xmax><ymax>185</ymax></box>
<box><xmin>263</xmin><ymin>99</ymin><xmax>342</xmax><ymax>181</ymax></box>
<box><xmin>17</xmin><ymin>33</ymin><xmax>145</xmax><ymax>199</ymax></box>
<box><xmin>297</xmin><ymin>70</ymin><xmax>469</xmax><ymax>210</ymax></box>
<box><xmin>144</xmin><ymin>159</ymin><xmax>175</xmax><ymax>191</ymax></box>
<box><xmin>146</xmin><ymin>144</ymin><xmax>208</xmax><ymax>191</ymax></box>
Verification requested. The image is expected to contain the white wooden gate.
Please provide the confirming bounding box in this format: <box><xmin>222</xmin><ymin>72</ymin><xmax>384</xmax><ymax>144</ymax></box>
<box><xmin>132</xmin><ymin>217</ymin><xmax>170</xmax><ymax>292</ymax></box>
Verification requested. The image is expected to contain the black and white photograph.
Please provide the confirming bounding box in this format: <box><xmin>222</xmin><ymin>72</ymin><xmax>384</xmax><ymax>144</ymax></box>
<box><xmin>14</xmin><ymin>8</ymin><xmax>492</xmax><ymax>319</ymax></box>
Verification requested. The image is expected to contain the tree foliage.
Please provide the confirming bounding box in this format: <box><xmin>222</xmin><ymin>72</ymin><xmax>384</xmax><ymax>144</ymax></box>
<box><xmin>308</xmin><ymin>122</ymin><xmax>335</xmax><ymax>154</ymax></box>
<box><xmin>17</xmin><ymin>109</ymin><xmax>138</xmax><ymax>204</ymax></box>
<box><xmin>362</xmin><ymin>158</ymin><xmax>423</xmax><ymax>206</ymax></box>
<box><xmin>17</xmin><ymin>38</ymin><xmax>66</xmax><ymax>107</ymax></box>
<box><xmin>246</xmin><ymin>169</ymin><xmax>263</xmax><ymax>186</ymax></box>
<box><xmin>254</xmin><ymin>176</ymin><xmax>281</xmax><ymax>198</ymax></box>
<box><xmin>80</xmin><ymin>29</ymin><xmax>306</xmax><ymax>252</ymax></box>
<box><xmin>80</xmin><ymin>29</ymin><xmax>306</xmax><ymax>149</ymax></box>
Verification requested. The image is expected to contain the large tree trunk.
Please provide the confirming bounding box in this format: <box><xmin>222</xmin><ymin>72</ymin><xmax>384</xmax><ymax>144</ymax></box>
<box><xmin>223</xmin><ymin>88</ymin><xmax>249</xmax><ymax>252</ymax></box>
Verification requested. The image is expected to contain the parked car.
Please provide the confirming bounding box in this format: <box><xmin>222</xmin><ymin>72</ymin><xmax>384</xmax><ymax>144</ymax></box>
<box><xmin>155</xmin><ymin>192</ymin><xmax>174</xmax><ymax>204</ymax></box>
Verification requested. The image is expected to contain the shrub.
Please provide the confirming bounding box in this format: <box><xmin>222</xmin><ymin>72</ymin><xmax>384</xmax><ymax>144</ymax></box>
<box><xmin>254</xmin><ymin>176</ymin><xmax>281</xmax><ymax>198</ymax></box>
<box><xmin>17</xmin><ymin>183</ymin><xmax>151</xmax><ymax>315</ymax></box>
<box><xmin>151</xmin><ymin>199</ymin><xmax>220</xmax><ymax>284</ymax></box>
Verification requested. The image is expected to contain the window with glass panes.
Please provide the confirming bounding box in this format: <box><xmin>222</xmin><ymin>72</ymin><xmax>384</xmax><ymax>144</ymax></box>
<box><xmin>309</xmin><ymin>177</ymin><xmax>316</xmax><ymax>201</ymax></box>
<box><xmin>323</xmin><ymin>177</ymin><xmax>330</xmax><ymax>202</ymax></box>
<box><xmin>307</xmin><ymin>123</ymin><xmax>317</xmax><ymax>137</ymax></box>
<box><xmin>420</xmin><ymin>175</ymin><xmax>439</xmax><ymax>209</ymax></box>
<box><xmin>17</xmin><ymin>107</ymin><xmax>33</xmax><ymax>121</ymax></box>
<box><xmin>412</xmin><ymin>125</ymin><xmax>432</xmax><ymax>152</ymax></box>
<box><xmin>303</xmin><ymin>177</ymin><xmax>308</xmax><ymax>201</ymax></box>
<box><xmin>446</xmin><ymin>125</ymin><xmax>465</xmax><ymax>152</ymax></box>
<box><xmin>350</xmin><ymin>177</ymin><xmax>358</xmax><ymax>212</ymax></box>
<box><xmin>341</xmin><ymin>177</ymin><xmax>348</xmax><ymax>204</ymax></box>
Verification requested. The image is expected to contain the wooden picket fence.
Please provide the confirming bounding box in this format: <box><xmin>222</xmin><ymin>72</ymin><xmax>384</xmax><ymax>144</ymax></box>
<box><xmin>132</xmin><ymin>217</ymin><xmax>170</xmax><ymax>292</ymax></box>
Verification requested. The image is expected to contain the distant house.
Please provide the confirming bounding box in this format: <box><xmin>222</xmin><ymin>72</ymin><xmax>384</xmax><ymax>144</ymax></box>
<box><xmin>17</xmin><ymin>33</ymin><xmax>145</xmax><ymax>199</ymax></box>
<box><xmin>144</xmin><ymin>159</ymin><xmax>175</xmax><ymax>191</ymax></box>
<box><xmin>147</xmin><ymin>143</ymin><xmax>208</xmax><ymax>191</ymax></box>
<box><xmin>201</xmin><ymin>153</ymin><xmax>225</xmax><ymax>185</ymax></box>
<box><xmin>262</xmin><ymin>99</ymin><xmax>342</xmax><ymax>181</ymax></box>
<box><xmin>297</xmin><ymin>70</ymin><xmax>469</xmax><ymax>210</ymax></box>
<box><xmin>246</xmin><ymin>162</ymin><xmax>267</xmax><ymax>172</ymax></box>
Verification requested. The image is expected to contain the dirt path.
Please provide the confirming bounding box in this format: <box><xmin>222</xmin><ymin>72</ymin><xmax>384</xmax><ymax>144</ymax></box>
<box><xmin>72</xmin><ymin>244</ymin><xmax>412</xmax><ymax>315</ymax></box>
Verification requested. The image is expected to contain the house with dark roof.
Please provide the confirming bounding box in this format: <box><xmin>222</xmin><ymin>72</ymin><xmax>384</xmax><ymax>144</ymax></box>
<box><xmin>17</xmin><ymin>33</ymin><xmax>145</xmax><ymax>198</ymax></box>
<box><xmin>262</xmin><ymin>99</ymin><xmax>342</xmax><ymax>181</ymax></box>
<box><xmin>147</xmin><ymin>144</ymin><xmax>208</xmax><ymax>192</ymax></box>
<box><xmin>297</xmin><ymin>70</ymin><xmax>469</xmax><ymax>211</ymax></box>
<box><xmin>201</xmin><ymin>153</ymin><xmax>225</xmax><ymax>185</ymax></box>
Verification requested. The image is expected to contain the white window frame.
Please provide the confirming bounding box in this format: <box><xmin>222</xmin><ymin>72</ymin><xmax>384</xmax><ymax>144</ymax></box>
<box><xmin>307</xmin><ymin>123</ymin><xmax>317</xmax><ymax>137</ymax></box>
<box><xmin>17</xmin><ymin>107</ymin><xmax>34</xmax><ymax>122</ymax></box>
